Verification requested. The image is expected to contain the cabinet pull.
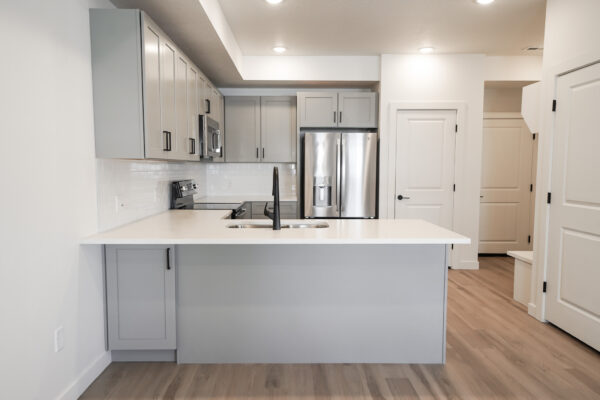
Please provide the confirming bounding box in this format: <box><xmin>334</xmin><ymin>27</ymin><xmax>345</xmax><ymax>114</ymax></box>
<box><xmin>189</xmin><ymin>138</ymin><xmax>195</xmax><ymax>154</ymax></box>
<box><xmin>333</xmin><ymin>111</ymin><xmax>336</xmax><ymax>123</ymax></box>
<box><xmin>163</xmin><ymin>131</ymin><xmax>172</xmax><ymax>151</ymax></box>
<box><xmin>256</xmin><ymin>147</ymin><xmax>259</xmax><ymax>159</ymax></box>
<box><xmin>339</xmin><ymin>111</ymin><xmax>342</xmax><ymax>123</ymax></box>
<box><xmin>262</xmin><ymin>148</ymin><xmax>265</xmax><ymax>159</ymax></box>
<box><xmin>205</xmin><ymin>99</ymin><xmax>211</xmax><ymax>114</ymax></box>
<box><xmin>166</xmin><ymin>247</ymin><xmax>171</xmax><ymax>270</ymax></box>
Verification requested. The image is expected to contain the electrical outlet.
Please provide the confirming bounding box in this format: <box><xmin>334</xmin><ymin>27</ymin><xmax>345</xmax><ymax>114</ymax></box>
<box><xmin>54</xmin><ymin>326</ymin><xmax>64</xmax><ymax>352</ymax></box>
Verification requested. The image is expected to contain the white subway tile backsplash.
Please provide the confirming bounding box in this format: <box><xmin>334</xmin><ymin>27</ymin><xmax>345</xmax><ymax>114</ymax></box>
<box><xmin>96</xmin><ymin>159</ymin><xmax>207</xmax><ymax>231</ymax></box>
<box><xmin>96</xmin><ymin>159</ymin><xmax>297</xmax><ymax>231</ymax></box>
<box><xmin>205</xmin><ymin>163</ymin><xmax>297</xmax><ymax>198</ymax></box>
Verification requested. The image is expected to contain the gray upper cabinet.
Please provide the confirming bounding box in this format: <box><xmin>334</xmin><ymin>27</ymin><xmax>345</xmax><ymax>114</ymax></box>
<box><xmin>105</xmin><ymin>245</ymin><xmax>176</xmax><ymax>350</ymax></box>
<box><xmin>225</xmin><ymin>96</ymin><xmax>297</xmax><ymax>163</ymax></box>
<box><xmin>225</xmin><ymin>97</ymin><xmax>261</xmax><ymax>162</ymax></box>
<box><xmin>261</xmin><ymin>96</ymin><xmax>297</xmax><ymax>163</ymax></box>
<box><xmin>90</xmin><ymin>9</ymin><xmax>221</xmax><ymax>161</ymax></box>
<box><xmin>298</xmin><ymin>91</ymin><xmax>378</xmax><ymax>128</ymax></box>
<box><xmin>298</xmin><ymin>92</ymin><xmax>338</xmax><ymax>128</ymax></box>
<box><xmin>338</xmin><ymin>92</ymin><xmax>378</xmax><ymax>128</ymax></box>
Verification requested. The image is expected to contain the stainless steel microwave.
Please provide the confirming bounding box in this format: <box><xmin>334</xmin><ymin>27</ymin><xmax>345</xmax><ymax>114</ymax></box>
<box><xmin>199</xmin><ymin>115</ymin><xmax>222</xmax><ymax>159</ymax></box>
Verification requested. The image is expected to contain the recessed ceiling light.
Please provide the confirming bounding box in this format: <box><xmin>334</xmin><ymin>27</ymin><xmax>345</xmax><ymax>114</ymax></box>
<box><xmin>475</xmin><ymin>0</ymin><xmax>495</xmax><ymax>4</ymax></box>
<box><xmin>273</xmin><ymin>46</ymin><xmax>287</xmax><ymax>53</ymax></box>
<box><xmin>419</xmin><ymin>47</ymin><xmax>434</xmax><ymax>54</ymax></box>
<box><xmin>266</xmin><ymin>0</ymin><xmax>283</xmax><ymax>4</ymax></box>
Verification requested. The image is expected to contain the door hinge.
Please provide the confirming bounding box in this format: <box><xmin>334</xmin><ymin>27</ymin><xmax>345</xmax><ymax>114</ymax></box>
<box><xmin>453</xmin><ymin>184</ymin><xmax>456</xmax><ymax>192</ymax></box>
<box><xmin>552</xmin><ymin>100</ymin><xmax>557</xmax><ymax>112</ymax></box>
<box><xmin>547</xmin><ymin>192</ymin><xmax>552</xmax><ymax>204</ymax></box>
<box><xmin>528</xmin><ymin>235</ymin><xmax>531</xmax><ymax>243</ymax></box>
<box><xmin>530</xmin><ymin>183</ymin><xmax>533</xmax><ymax>192</ymax></box>
<box><xmin>543</xmin><ymin>281</ymin><xmax>547</xmax><ymax>293</ymax></box>
<box><xmin>533</xmin><ymin>133</ymin><xmax>536</xmax><ymax>140</ymax></box>
<box><xmin>455</xmin><ymin>124</ymin><xmax>458</xmax><ymax>133</ymax></box>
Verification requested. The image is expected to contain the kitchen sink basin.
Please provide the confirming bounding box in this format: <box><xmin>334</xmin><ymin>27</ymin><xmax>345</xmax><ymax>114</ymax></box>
<box><xmin>227</xmin><ymin>222</ymin><xmax>329</xmax><ymax>229</ymax></box>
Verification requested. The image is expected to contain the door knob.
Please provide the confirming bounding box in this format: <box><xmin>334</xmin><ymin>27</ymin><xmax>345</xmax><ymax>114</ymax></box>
<box><xmin>397</xmin><ymin>195</ymin><xmax>410</xmax><ymax>200</ymax></box>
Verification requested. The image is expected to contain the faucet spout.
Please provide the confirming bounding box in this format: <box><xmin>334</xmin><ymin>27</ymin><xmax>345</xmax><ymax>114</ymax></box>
<box><xmin>264</xmin><ymin>167</ymin><xmax>281</xmax><ymax>230</ymax></box>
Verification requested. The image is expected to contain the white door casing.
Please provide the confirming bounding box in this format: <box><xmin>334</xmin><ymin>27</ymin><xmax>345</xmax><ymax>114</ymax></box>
<box><xmin>479</xmin><ymin>117</ymin><xmax>533</xmax><ymax>254</ymax></box>
<box><xmin>545</xmin><ymin>62</ymin><xmax>600</xmax><ymax>351</ymax></box>
<box><xmin>394</xmin><ymin>110</ymin><xmax>457</xmax><ymax>230</ymax></box>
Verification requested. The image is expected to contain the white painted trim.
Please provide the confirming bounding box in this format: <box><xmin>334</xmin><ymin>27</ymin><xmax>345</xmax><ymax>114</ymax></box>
<box><xmin>386</xmin><ymin>101</ymin><xmax>472</xmax><ymax>269</ymax></box>
<box><xmin>483</xmin><ymin>112</ymin><xmax>523</xmax><ymax>119</ymax></box>
<box><xmin>530</xmin><ymin>51</ymin><xmax>600</xmax><ymax>322</ymax></box>
<box><xmin>55</xmin><ymin>352</ymin><xmax>111</xmax><ymax>400</ymax></box>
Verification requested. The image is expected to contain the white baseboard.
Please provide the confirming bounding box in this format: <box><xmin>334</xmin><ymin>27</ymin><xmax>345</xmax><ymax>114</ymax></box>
<box><xmin>452</xmin><ymin>259</ymin><xmax>479</xmax><ymax>270</ymax></box>
<box><xmin>56</xmin><ymin>351</ymin><xmax>111</xmax><ymax>400</ymax></box>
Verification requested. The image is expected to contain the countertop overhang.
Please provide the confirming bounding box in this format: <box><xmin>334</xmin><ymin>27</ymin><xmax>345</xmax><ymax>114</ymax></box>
<box><xmin>82</xmin><ymin>210</ymin><xmax>470</xmax><ymax>245</ymax></box>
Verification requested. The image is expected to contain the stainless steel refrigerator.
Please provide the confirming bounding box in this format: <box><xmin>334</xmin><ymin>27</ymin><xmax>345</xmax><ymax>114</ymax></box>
<box><xmin>302</xmin><ymin>131</ymin><xmax>378</xmax><ymax>218</ymax></box>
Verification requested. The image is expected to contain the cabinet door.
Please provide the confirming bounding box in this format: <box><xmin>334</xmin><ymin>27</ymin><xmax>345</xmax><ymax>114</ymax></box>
<box><xmin>160</xmin><ymin>39</ymin><xmax>177</xmax><ymax>159</ymax></box>
<box><xmin>105</xmin><ymin>245</ymin><xmax>176</xmax><ymax>350</ymax></box>
<box><xmin>141</xmin><ymin>19</ymin><xmax>166</xmax><ymax>159</ymax></box>
<box><xmin>212</xmin><ymin>87</ymin><xmax>225</xmax><ymax>163</ymax></box>
<box><xmin>260</xmin><ymin>96</ymin><xmax>297</xmax><ymax>163</ymax></box>
<box><xmin>173</xmin><ymin>53</ymin><xmax>189</xmax><ymax>160</ymax></box>
<box><xmin>205</xmin><ymin>82</ymin><xmax>217</xmax><ymax>118</ymax></box>
<box><xmin>187</xmin><ymin>64</ymin><xmax>200</xmax><ymax>160</ymax></box>
<box><xmin>338</xmin><ymin>92</ymin><xmax>378</xmax><ymax>128</ymax></box>
<box><xmin>298</xmin><ymin>92</ymin><xmax>338</xmax><ymax>128</ymax></box>
<box><xmin>224</xmin><ymin>96</ymin><xmax>261</xmax><ymax>162</ymax></box>
<box><xmin>198</xmin><ymin>73</ymin><xmax>208</xmax><ymax>116</ymax></box>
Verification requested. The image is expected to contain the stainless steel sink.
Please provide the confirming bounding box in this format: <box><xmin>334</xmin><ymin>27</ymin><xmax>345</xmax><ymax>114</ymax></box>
<box><xmin>227</xmin><ymin>222</ymin><xmax>329</xmax><ymax>229</ymax></box>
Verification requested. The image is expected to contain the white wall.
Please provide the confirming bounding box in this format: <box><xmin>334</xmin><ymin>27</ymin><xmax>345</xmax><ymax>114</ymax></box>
<box><xmin>0</xmin><ymin>1</ymin><xmax>111</xmax><ymax>398</ymax></box>
<box><xmin>379</xmin><ymin>54</ymin><xmax>485</xmax><ymax>269</ymax></box>
<box><xmin>484</xmin><ymin>87</ymin><xmax>523</xmax><ymax>112</ymax></box>
<box><xmin>484</xmin><ymin>56</ymin><xmax>543</xmax><ymax>81</ymax></box>
<box><xmin>529</xmin><ymin>0</ymin><xmax>600</xmax><ymax>321</ymax></box>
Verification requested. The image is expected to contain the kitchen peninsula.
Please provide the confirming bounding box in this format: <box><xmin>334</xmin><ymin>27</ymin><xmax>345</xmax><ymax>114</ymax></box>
<box><xmin>83</xmin><ymin>210</ymin><xmax>469</xmax><ymax>364</ymax></box>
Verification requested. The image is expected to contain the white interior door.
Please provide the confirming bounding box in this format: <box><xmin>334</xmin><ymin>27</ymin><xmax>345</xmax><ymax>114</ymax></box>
<box><xmin>479</xmin><ymin>118</ymin><xmax>533</xmax><ymax>253</ymax></box>
<box><xmin>394</xmin><ymin>110</ymin><xmax>456</xmax><ymax>230</ymax></box>
<box><xmin>546</xmin><ymin>62</ymin><xmax>600</xmax><ymax>351</ymax></box>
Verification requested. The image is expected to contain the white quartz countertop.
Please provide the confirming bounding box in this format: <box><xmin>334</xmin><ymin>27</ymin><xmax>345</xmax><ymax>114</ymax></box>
<box><xmin>82</xmin><ymin>210</ymin><xmax>470</xmax><ymax>245</ymax></box>
<box><xmin>195</xmin><ymin>195</ymin><xmax>297</xmax><ymax>204</ymax></box>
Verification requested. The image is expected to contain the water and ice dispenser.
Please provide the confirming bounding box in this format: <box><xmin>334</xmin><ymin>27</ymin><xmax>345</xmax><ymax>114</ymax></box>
<box><xmin>313</xmin><ymin>176</ymin><xmax>332</xmax><ymax>207</ymax></box>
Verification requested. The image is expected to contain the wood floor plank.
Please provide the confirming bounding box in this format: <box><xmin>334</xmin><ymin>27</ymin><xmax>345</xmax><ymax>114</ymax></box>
<box><xmin>79</xmin><ymin>257</ymin><xmax>600</xmax><ymax>400</ymax></box>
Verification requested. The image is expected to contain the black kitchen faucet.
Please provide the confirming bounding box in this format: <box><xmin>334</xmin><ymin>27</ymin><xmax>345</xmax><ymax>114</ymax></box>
<box><xmin>264</xmin><ymin>166</ymin><xmax>281</xmax><ymax>230</ymax></box>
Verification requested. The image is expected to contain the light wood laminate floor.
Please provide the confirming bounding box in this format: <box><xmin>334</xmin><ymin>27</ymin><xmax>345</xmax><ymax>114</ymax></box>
<box><xmin>81</xmin><ymin>256</ymin><xmax>600</xmax><ymax>399</ymax></box>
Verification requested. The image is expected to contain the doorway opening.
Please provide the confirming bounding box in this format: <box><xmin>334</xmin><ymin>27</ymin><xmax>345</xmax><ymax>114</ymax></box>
<box><xmin>479</xmin><ymin>81</ymin><xmax>539</xmax><ymax>255</ymax></box>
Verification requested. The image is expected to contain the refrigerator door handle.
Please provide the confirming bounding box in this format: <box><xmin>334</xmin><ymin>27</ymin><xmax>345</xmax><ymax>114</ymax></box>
<box><xmin>338</xmin><ymin>137</ymin><xmax>343</xmax><ymax>214</ymax></box>
<box><xmin>336</xmin><ymin>138</ymin><xmax>341</xmax><ymax>213</ymax></box>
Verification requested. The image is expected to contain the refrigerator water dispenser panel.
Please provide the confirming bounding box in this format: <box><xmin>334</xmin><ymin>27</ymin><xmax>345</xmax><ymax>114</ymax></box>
<box><xmin>313</xmin><ymin>176</ymin><xmax>332</xmax><ymax>207</ymax></box>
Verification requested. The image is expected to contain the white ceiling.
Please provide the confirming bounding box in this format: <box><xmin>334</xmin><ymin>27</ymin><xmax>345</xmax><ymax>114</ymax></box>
<box><xmin>218</xmin><ymin>0</ymin><xmax>546</xmax><ymax>56</ymax></box>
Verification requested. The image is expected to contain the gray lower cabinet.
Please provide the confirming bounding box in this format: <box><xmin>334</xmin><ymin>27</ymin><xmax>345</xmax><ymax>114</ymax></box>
<box><xmin>105</xmin><ymin>245</ymin><xmax>176</xmax><ymax>350</ymax></box>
